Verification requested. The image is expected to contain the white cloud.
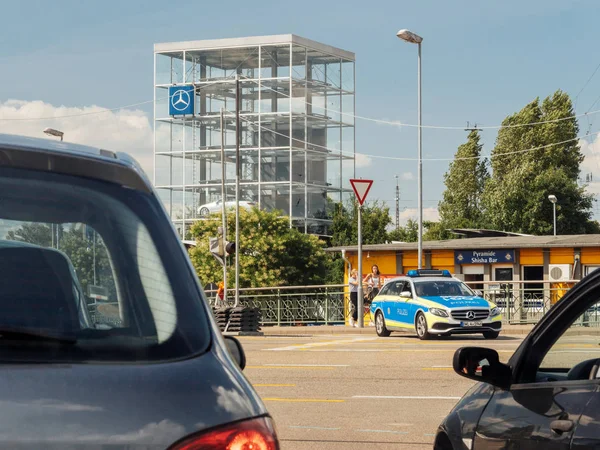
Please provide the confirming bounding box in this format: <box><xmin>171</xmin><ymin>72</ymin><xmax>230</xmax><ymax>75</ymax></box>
<box><xmin>579</xmin><ymin>136</ymin><xmax>600</xmax><ymax>195</ymax></box>
<box><xmin>400</xmin><ymin>172</ymin><xmax>415</xmax><ymax>181</ymax></box>
<box><xmin>355</xmin><ymin>153</ymin><xmax>373</xmax><ymax>168</ymax></box>
<box><xmin>399</xmin><ymin>207</ymin><xmax>440</xmax><ymax>225</ymax></box>
<box><xmin>0</xmin><ymin>99</ymin><xmax>153</xmax><ymax>176</ymax></box>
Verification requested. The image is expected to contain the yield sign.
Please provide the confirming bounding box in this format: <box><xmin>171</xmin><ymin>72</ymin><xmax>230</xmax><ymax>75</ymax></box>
<box><xmin>350</xmin><ymin>179</ymin><xmax>373</xmax><ymax>206</ymax></box>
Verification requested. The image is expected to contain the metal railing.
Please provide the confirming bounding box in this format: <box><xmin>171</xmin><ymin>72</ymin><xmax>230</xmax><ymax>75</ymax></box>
<box><xmin>463</xmin><ymin>280</ymin><xmax>577</xmax><ymax>325</ymax></box>
<box><xmin>205</xmin><ymin>284</ymin><xmax>348</xmax><ymax>326</ymax></box>
<box><xmin>204</xmin><ymin>279</ymin><xmax>585</xmax><ymax>326</ymax></box>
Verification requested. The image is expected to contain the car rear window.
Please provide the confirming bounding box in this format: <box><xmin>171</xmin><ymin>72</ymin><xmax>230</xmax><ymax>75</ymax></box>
<box><xmin>0</xmin><ymin>167</ymin><xmax>210</xmax><ymax>363</ymax></box>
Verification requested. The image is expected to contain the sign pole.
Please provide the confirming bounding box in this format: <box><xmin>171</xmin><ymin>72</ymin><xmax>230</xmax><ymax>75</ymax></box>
<box><xmin>357</xmin><ymin>205</ymin><xmax>364</xmax><ymax>328</ymax></box>
<box><xmin>349</xmin><ymin>178</ymin><xmax>373</xmax><ymax>330</ymax></box>
<box><xmin>234</xmin><ymin>75</ymin><xmax>240</xmax><ymax>308</ymax></box>
<box><xmin>220</xmin><ymin>107</ymin><xmax>227</xmax><ymax>303</ymax></box>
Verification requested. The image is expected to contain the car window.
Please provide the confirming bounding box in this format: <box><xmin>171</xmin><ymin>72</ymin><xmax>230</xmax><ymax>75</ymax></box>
<box><xmin>387</xmin><ymin>281</ymin><xmax>403</xmax><ymax>297</ymax></box>
<box><xmin>414</xmin><ymin>280</ymin><xmax>474</xmax><ymax>297</ymax></box>
<box><xmin>539</xmin><ymin>300</ymin><xmax>600</xmax><ymax>376</ymax></box>
<box><xmin>377</xmin><ymin>283</ymin><xmax>391</xmax><ymax>296</ymax></box>
<box><xmin>0</xmin><ymin>167</ymin><xmax>210</xmax><ymax>363</ymax></box>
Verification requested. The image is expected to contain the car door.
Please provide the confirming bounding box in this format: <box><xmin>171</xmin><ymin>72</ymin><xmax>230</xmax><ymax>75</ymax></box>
<box><xmin>474</xmin><ymin>299</ymin><xmax>600</xmax><ymax>450</ymax></box>
<box><xmin>383</xmin><ymin>281</ymin><xmax>404</xmax><ymax>329</ymax></box>
<box><xmin>390</xmin><ymin>281</ymin><xmax>413</xmax><ymax>327</ymax></box>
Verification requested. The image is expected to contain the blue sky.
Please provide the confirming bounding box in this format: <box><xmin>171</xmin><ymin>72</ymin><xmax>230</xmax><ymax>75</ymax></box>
<box><xmin>2</xmin><ymin>0</ymin><xmax>600</xmax><ymax>222</ymax></box>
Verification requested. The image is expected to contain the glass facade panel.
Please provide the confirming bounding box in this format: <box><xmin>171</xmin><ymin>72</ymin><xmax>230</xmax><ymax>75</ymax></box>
<box><xmin>155</xmin><ymin>37</ymin><xmax>354</xmax><ymax>238</ymax></box>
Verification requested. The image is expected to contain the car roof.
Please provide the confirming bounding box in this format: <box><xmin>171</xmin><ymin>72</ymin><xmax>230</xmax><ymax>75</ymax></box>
<box><xmin>388</xmin><ymin>276</ymin><xmax>461</xmax><ymax>283</ymax></box>
<box><xmin>0</xmin><ymin>133</ymin><xmax>152</xmax><ymax>193</ymax></box>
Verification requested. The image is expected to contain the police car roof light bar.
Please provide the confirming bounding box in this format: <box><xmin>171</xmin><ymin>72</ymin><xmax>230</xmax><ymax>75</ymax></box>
<box><xmin>407</xmin><ymin>269</ymin><xmax>452</xmax><ymax>278</ymax></box>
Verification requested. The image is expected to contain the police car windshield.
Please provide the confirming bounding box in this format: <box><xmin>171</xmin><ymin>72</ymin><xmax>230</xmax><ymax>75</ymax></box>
<box><xmin>414</xmin><ymin>280</ymin><xmax>475</xmax><ymax>297</ymax></box>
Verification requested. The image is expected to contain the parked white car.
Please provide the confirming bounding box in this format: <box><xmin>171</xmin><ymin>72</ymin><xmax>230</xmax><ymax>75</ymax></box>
<box><xmin>197</xmin><ymin>199</ymin><xmax>256</xmax><ymax>216</ymax></box>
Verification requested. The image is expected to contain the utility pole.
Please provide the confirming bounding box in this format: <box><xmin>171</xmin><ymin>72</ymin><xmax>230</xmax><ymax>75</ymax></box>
<box><xmin>395</xmin><ymin>175</ymin><xmax>400</xmax><ymax>229</ymax></box>
<box><xmin>220</xmin><ymin>107</ymin><xmax>228</xmax><ymax>303</ymax></box>
<box><xmin>234</xmin><ymin>75</ymin><xmax>241</xmax><ymax>307</ymax></box>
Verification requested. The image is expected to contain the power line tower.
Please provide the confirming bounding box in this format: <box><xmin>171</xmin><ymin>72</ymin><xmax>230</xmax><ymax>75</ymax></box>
<box><xmin>395</xmin><ymin>175</ymin><xmax>400</xmax><ymax>229</ymax></box>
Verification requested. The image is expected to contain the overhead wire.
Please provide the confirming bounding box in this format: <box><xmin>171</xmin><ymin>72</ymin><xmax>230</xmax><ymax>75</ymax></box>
<box><xmin>224</xmin><ymin>108</ymin><xmax>600</xmax><ymax>162</ymax></box>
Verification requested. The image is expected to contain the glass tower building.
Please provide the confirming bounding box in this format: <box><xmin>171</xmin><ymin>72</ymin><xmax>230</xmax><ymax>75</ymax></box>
<box><xmin>154</xmin><ymin>35</ymin><xmax>355</xmax><ymax>238</ymax></box>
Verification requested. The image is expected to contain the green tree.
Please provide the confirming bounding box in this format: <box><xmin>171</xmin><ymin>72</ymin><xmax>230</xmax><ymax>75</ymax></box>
<box><xmin>438</xmin><ymin>130</ymin><xmax>488</xmax><ymax>229</ymax></box>
<box><xmin>59</xmin><ymin>228</ymin><xmax>115</xmax><ymax>299</ymax></box>
<box><xmin>388</xmin><ymin>219</ymin><xmax>454</xmax><ymax>242</ymax></box>
<box><xmin>482</xmin><ymin>90</ymin><xmax>595</xmax><ymax>234</ymax></box>
<box><xmin>188</xmin><ymin>208</ymin><xmax>328</xmax><ymax>288</ymax></box>
<box><xmin>330</xmin><ymin>199</ymin><xmax>392</xmax><ymax>246</ymax></box>
<box><xmin>388</xmin><ymin>219</ymin><xmax>418</xmax><ymax>242</ymax></box>
<box><xmin>7</xmin><ymin>223</ymin><xmax>55</xmax><ymax>247</ymax></box>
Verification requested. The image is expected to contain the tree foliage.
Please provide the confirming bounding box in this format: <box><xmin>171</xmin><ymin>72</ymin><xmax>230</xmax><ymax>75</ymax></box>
<box><xmin>330</xmin><ymin>199</ymin><xmax>392</xmax><ymax>246</ymax></box>
<box><xmin>188</xmin><ymin>208</ymin><xmax>328</xmax><ymax>288</ymax></box>
<box><xmin>481</xmin><ymin>90</ymin><xmax>595</xmax><ymax>234</ymax></box>
<box><xmin>438</xmin><ymin>130</ymin><xmax>488</xmax><ymax>229</ymax></box>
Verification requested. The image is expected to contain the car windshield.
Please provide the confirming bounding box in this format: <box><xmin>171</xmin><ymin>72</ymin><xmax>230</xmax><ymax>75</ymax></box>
<box><xmin>0</xmin><ymin>167</ymin><xmax>210</xmax><ymax>363</ymax></box>
<box><xmin>414</xmin><ymin>280</ymin><xmax>475</xmax><ymax>297</ymax></box>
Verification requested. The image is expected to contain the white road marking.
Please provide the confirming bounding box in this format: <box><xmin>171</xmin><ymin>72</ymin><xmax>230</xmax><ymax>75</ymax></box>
<box><xmin>358</xmin><ymin>429</ymin><xmax>409</xmax><ymax>434</ymax></box>
<box><xmin>265</xmin><ymin>363</ymin><xmax>349</xmax><ymax>367</ymax></box>
<box><xmin>353</xmin><ymin>395</ymin><xmax>461</xmax><ymax>400</ymax></box>
<box><xmin>266</xmin><ymin>337</ymin><xmax>377</xmax><ymax>351</ymax></box>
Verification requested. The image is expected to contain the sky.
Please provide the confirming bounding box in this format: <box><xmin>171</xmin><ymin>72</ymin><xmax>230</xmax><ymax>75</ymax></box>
<box><xmin>2</xmin><ymin>0</ymin><xmax>600</xmax><ymax>224</ymax></box>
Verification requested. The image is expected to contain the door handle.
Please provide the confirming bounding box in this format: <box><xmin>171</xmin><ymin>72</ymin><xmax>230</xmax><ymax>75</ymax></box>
<box><xmin>550</xmin><ymin>419</ymin><xmax>574</xmax><ymax>434</ymax></box>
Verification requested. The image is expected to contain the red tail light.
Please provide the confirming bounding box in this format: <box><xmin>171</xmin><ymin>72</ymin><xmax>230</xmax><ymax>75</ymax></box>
<box><xmin>169</xmin><ymin>417</ymin><xmax>279</xmax><ymax>450</ymax></box>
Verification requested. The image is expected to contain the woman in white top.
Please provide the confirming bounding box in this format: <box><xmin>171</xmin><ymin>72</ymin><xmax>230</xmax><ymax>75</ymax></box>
<box><xmin>363</xmin><ymin>264</ymin><xmax>382</xmax><ymax>301</ymax></box>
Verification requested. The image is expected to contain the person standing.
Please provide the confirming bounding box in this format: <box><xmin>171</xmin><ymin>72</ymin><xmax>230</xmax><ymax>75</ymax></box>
<box><xmin>363</xmin><ymin>264</ymin><xmax>382</xmax><ymax>301</ymax></box>
<box><xmin>348</xmin><ymin>269</ymin><xmax>359</xmax><ymax>327</ymax></box>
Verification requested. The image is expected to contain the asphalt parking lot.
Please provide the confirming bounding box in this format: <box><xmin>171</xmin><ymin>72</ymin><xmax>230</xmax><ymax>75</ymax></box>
<box><xmin>238</xmin><ymin>331</ymin><xmax>524</xmax><ymax>449</ymax></box>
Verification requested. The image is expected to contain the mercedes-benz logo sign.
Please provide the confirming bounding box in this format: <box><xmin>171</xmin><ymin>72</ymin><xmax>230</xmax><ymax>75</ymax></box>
<box><xmin>466</xmin><ymin>311</ymin><xmax>476</xmax><ymax>320</ymax></box>
<box><xmin>171</xmin><ymin>89</ymin><xmax>191</xmax><ymax>112</ymax></box>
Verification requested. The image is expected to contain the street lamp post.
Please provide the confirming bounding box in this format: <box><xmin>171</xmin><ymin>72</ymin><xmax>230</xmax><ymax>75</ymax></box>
<box><xmin>397</xmin><ymin>29</ymin><xmax>424</xmax><ymax>269</ymax></box>
<box><xmin>43</xmin><ymin>128</ymin><xmax>64</xmax><ymax>141</ymax></box>
<box><xmin>548</xmin><ymin>195</ymin><xmax>558</xmax><ymax>236</ymax></box>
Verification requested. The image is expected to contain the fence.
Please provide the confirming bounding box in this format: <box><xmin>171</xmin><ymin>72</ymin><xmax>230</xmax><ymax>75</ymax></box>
<box><xmin>204</xmin><ymin>279</ymin><xmax>587</xmax><ymax>327</ymax></box>
<box><xmin>463</xmin><ymin>280</ymin><xmax>578</xmax><ymax>325</ymax></box>
<box><xmin>205</xmin><ymin>284</ymin><xmax>348</xmax><ymax>326</ymax></box>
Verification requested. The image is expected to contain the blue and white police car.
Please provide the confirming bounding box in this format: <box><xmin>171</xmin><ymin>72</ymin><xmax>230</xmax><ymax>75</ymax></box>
<box><xmin>370</xmin><ymin>269</ymin><xmax>502</xmax><ymax>340</ymax></box>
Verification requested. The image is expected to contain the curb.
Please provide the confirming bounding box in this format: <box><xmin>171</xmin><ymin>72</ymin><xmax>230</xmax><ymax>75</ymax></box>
<box><xmin>258</xmin><ymin>325</ymin><xmax>536</xmax><ymax>337</ymax></box>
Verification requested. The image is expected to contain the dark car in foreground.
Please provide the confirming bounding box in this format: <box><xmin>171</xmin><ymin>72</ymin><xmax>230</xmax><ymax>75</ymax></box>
<box><xmin>435</xmin><ymin>269</ymin><xmax>600</xmax><ymax>449</ymax></box>
<box><xmin>0</xmin><ymin>134</ymin><xmax>277</xmax><ymax>449</ymax></box>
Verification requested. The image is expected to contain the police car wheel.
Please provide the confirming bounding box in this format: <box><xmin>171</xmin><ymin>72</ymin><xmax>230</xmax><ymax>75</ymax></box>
<box><xmin>483</xmin><ymin>331</ymin><xmax>500</xmax><ymax>339</ymax></box>
<box><xmin>200</xmin><ymin>207</ymin><xmax>210</xmax><ymax>216</ymax></box>
<box><xmin>375</xmin><ymin>311</ymin><xmax>391</xmax><ymax>337</ymax></box>
<box><xmin>415</xmin><ymin>312</ymin><xmax>431</xmax><ymax>340</ymax></box>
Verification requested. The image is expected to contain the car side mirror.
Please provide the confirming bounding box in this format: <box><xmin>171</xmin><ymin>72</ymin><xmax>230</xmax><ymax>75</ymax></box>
<box><xmin>453</xmin><ymin>347</ymin><xmax>511</xmax><ymax>390</ymax></box>
<box><xmin>224</xmin><ymin>336</ymin><xmax>246</xmax><ymax>371</ymax></box>
<box><xmin>475</xmin><ymin>290</ymin><xmax>483</xmax><ymax>297</ymax></box>
<box><xmin>400</xmin><ymin>291</ymin><xmax>412</xmax><ymax>299</ymax></box>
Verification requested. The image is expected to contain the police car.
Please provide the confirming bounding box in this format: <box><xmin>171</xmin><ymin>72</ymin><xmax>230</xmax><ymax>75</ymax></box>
<box><xmin>370</xmin><ymin>269</ymin><xmax>502</xmax><ymax>340</ymax></box>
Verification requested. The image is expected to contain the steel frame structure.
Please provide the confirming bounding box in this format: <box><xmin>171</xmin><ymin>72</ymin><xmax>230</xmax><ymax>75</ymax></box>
<box><xmin>153</xmin><ymin>35</ymin><xmax>356</xmax><ymax>238</ymax></box>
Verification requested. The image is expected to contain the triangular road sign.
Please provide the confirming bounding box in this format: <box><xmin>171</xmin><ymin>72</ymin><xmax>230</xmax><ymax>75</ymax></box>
<box><xmin>350</xmin><ymin>179</ymin><xmax>373</xmax><ymax>206</ymax></box>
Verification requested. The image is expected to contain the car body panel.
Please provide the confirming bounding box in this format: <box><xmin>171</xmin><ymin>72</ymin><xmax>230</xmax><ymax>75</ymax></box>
<box><xmin>0</xmin><ymin>350</ymin><xmax>266</xmax><ymax>448</ymax></box>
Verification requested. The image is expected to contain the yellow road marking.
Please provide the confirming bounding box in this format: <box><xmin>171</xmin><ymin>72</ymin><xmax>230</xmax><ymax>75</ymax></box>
<box><xmin>263</xmin><ymin>397</ymin><xmax>345</xmax><ymax>403</ymax></box>
<box><xmin>254</xmin><ymin>384</ymin><xmax>296</xmax><ymax>387</ymax></box>
<box><xmin>246</xmin><ymin>365</ymin><xmax>335</xmax><ymax>370</ymax></box>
